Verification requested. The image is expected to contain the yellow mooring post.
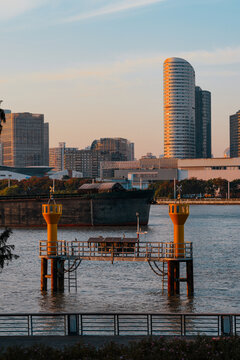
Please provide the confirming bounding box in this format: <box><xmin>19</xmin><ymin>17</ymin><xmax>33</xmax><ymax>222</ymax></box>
<box><xmin>167</xmin><ymin>203</ymin><xmax>193</xmax><ymax>296</ymax></box>
<box><xmin>42</xmin><ymin>203</ymin><xmax>62</xmax><ymax>292</ymax></box>
<box><xmin>169</xmin><ymin>203</ymin><xmax>189</xmax><ymax>258</ymax></box>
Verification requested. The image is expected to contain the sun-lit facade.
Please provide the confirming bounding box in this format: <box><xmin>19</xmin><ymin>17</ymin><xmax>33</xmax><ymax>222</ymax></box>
<box><xmin>164</xmin><ymin>57</ymin><xmax>195</xmax><ymax>158</ymax></box>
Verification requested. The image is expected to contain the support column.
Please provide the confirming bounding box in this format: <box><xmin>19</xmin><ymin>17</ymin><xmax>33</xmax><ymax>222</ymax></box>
<box><xmin>186</xmin><ymin>260</ymin><xmax>194</xmax><ymax>296</ymax></box>
<box><xmin>51</xmin><ymin>259</ymin><xmax>58</xmax><ymax>292</ymax></box>
<box><xmin>41</xmin><ymin>258</ymin><xmax>48</xmax><ymax>291</ymax></box>
<box><xmin>57</xmin><ymin>260</ymin><xmax>65</xmax><ymax>292</ymax></box>
<box><xmin>174</xmin><ymin>261</ymin><xmax>180</xmax><ymax>295</ymax></box>
<box><xmin>168</xmin><ymin>261</ymin><xmax>175</xmax><ymax>296</ymax></box>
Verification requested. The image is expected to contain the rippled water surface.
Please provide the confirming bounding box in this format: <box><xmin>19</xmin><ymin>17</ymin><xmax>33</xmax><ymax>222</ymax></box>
<box><xmin>1</xmin><ymin>205</ymin><xmax>240</xmax><ymax>314</ymax></box>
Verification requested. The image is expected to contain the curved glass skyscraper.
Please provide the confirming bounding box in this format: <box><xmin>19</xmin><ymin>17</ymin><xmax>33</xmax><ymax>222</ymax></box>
<box><xmin>164</xmin><ymin>57</ymin><xmax>195</xmax><ymax>158</ymax></box>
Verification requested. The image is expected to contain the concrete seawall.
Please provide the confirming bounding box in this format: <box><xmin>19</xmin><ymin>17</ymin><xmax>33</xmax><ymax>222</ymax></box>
<box><xmin>156</xmin><ymin>199</ymin><xmax>240</xmax><ymax>205</ymax></box>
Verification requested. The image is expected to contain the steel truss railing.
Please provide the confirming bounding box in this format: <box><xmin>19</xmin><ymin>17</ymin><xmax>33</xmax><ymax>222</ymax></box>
<box><xmin>39</xmin><ymin>241</ymin><xmax>193</xmax><ymax>261</ymax></box>
<box><xmin>0</xmin><ymin>313</ymin><xmax>237</xmax><ymax>337</ymax></box>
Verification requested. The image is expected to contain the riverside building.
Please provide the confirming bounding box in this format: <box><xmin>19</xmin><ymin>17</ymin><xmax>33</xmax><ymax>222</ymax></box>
<box><xmin>49</xmin><ymin>142</ymin><xmax>67</xmax><ymax>172</ymax></box>
<box><xmin>163</xmin><ymin>57</ymin><xmax>196</xmax><ymax>159</ymax></box>
<box><xmin>91</xmin><ymin>138</ymin><xmax>134</xmax><ymax>161</ymax></box>
<box><xmin>230</xmin><ymin>110</ymin><xmax>240</xmax><ymax>158</ymax></box>
<box><xmin>195</xmin><ymin>87</ymin><xmax>211</xmax><ymax>158</ymax></box>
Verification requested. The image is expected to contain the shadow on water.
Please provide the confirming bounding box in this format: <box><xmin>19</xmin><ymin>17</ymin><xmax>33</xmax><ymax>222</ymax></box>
<box><xmin>39</xmin><ymin>292</ymin><xmax>69</xmax><ymax>313</ymax></box>
<box><xmin>166</xmin><ymin>296</ymin><xmax>195</xmax><ymax>313</ymax></box>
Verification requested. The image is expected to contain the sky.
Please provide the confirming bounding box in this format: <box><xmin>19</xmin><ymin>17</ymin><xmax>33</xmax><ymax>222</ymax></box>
<box><xmin>0</xmin><ymin>0</ymin><xmax>240</xmax><ymax>158</ymax></box>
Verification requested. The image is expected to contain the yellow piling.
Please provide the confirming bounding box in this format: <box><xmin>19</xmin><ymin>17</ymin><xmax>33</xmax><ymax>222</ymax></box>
<box><xmin>42</xmin><ymin>203</ymin><xmax>62</xmax><ymax>292</ymax></box>
<box><xmin>168</xmin><ymin>203</ymin><xmax>189</xmax><ymax>258</ymax></box>
<box><xmin>42</xmin><ymin>204</ymin><xmax>62</xmax><ymax>256</ymax></box>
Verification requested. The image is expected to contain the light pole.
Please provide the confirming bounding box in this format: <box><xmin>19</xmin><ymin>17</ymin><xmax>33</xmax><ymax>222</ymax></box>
<box><xmin>174</xmin><ymin>178</ymin><xmax>176</xmax><ymax>200</ymax></box>
<box><xmin>8</xmin><ymin>175</ymin><xmax>12</xmax><ymax>188</ymax></box>
<box><xmin>136</xmin><ymin>212</ymin><xmax>140</xmax><ymax>256</ymax></box>
<box><xmin>136</xmin><ymin>212</ymin><xmax>140</xmax><ymax>239</ymax></box>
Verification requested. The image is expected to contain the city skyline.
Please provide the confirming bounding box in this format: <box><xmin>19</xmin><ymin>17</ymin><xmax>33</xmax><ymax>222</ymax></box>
<box><xmin>0</xmin><ymin>0</ymin><xmax>240</xmax><ymax>158</ymax></box>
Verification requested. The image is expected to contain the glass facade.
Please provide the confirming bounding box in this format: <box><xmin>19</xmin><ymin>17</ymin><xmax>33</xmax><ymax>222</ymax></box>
<box><xmin>0</xmin><ymin>112</ymin><xmax>49</xmax><ymax>167</ymax></box>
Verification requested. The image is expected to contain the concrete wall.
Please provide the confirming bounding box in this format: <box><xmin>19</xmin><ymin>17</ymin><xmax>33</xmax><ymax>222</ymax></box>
<box><xmin>187</xmin><ymin>169</ymin><xmax>240</xmax><ymax>181</ymax></box>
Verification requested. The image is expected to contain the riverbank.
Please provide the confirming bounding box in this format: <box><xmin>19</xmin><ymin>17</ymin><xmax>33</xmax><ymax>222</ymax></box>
<box><xmin>0</xmin><ymin>336</ymin><xmax>239</xmax><ymax>359</ymax></box>
<box><xmin>155</xmin><ymin>198</ymin><xmax>240</xmax><ymax>205</ymax></box>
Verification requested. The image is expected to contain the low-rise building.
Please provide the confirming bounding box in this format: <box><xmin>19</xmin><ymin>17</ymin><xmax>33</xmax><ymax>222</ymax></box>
<box><xmin>101</xmin><ymin>157</ymin><xmax>240</xmax><ymax>183</ymax></box>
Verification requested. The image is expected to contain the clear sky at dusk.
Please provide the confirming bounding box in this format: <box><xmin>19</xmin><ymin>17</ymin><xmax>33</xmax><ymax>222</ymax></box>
<box><xmin>0</xmin><ymin>0</ymin><xmax>240</xmax><ymax>158</ymax></box>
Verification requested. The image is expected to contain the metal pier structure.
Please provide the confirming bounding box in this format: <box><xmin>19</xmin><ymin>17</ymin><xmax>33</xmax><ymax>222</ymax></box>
<box><xmin>39</xmin><ymin>238</ymin><xmax>193</xmax><ymax>296</ymax></box>
<box><xmin>40</xmin><ymin>197</ymin><xmax>194</xmax><ymax>296</ymax></box>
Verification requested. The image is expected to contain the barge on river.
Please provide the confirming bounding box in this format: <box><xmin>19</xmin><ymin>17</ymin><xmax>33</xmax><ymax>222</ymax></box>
<box><xmin>0</xmin><ymin>186</ymin><xmax>153</xmax><ymax>228</ymax></box>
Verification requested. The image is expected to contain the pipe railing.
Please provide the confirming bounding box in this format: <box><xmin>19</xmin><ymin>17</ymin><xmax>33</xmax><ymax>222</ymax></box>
<box><xmin>0</xmin><ymin>313</ymin><xmax>237</xmax><ymax>337</ymax></box>
<box><xmin>39</xmin><ymin>241</ymin><xmax>193</xmax><ymax>261</ymax></box>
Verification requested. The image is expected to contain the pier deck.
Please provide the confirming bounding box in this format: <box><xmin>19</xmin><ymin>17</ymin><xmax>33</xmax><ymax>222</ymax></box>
<box><xmin>39</xmin><ymin>239</ymin><xmax>193</xmax><ymax>262</ymax></box>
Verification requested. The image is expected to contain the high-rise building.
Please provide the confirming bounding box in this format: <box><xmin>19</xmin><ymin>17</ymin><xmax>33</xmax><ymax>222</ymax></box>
<box><xmin>43</xmin><ymin>123</ymin><xmax>49</xmax><ymax>166</ymax></box>
<box><xmin>49</xmin><ymin>142</ymin><xmax>67</xmax><ymax>172</ymax></box>
<box><xmin>0</xmin><ymin>112</ymin><xmax>49</xmax><ymax>167</ymax></box>
<box><xmin>50</xmin><ymin>138</ymin><xmax>134</xmax><ymax>178</ymax></box>
<box><xmin>195</xmin><ymin>87</ymin><xmax>211</xmax><ymax>158</ymax></box>
<box><xmin>230</xmin><ymin>110</ymin><xmax>240</xmax><ymax>158</ymax></box>
<box><xmin>164</xmin><ymin>57</ymin><xmax>195</xmax><ymax>158</ymax></box>
<box><xmin>64</xmin><ymin>149</ymin><xmax>111</xmax><ymax>178</ymax></box>
<box><xmin>91</xmin><ymin>138</ymin><xmax>134</xmax><ymax>161</ymax></box>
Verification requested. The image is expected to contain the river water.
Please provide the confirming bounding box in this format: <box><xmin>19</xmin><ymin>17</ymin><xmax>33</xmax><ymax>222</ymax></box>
<box><xmin>1</xmin><ymin>205</ymin><xmax>240</xmax><ymax>314</ymax></box>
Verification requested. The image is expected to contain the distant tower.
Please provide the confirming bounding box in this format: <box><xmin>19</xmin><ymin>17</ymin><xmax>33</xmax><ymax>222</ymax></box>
<box><xmin>230</xmin><ymin>110</ymin><xmax>240</xmax><ymax>157</ymax></box>
<box><xmin>195</xmin><ymin>87</ymin><xmax>211</xmax><ymax>158</ymax></box>
<box><xmin>164</xmin><ymin>57</ymin><xmax>195</xmax><ymax>158</ymax></box>
<box><xmin>0</xmin><ymin>112</ymin><xmax>49</xmax><ymax>167</ymax></box>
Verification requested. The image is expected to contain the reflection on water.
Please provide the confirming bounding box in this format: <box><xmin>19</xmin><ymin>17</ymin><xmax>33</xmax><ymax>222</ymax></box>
<box><xmin>0</xmin><ymin>205</ymin><xmax>240</xmax><ymax>313</ymax></box>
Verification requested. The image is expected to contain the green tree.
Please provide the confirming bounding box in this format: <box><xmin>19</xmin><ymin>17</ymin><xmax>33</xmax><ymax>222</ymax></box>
<box><xmin>179</xmin><ymin>178</ymin><xmax>206</xmax><ymax>196</ymax></box>
<box><xmin>0</xmin><ymin>106</ymin><xmax>6</xmax><ymax>133</ymax></box>
<box><xmin>0</xmin><ymin>184</ymin><xmax>22</xmax><ymax>196</ymax></box>
<box><xmin>211</xmin><ymin>178</ymin><xmax>227</xmax><ymax>197</ymax></box>
<box><xmin>0</xmin><ymin>228</ymin><xmax>19</xmax><ymax>271</ymax></box>
<box><xmin>229</xmin><ymin>179</ymin><xmax>240</xmax><ymax>198</ymax></box>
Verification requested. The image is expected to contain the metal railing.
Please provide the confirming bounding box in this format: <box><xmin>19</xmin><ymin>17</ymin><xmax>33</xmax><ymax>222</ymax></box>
<box><xmin>0</xmin><ymin>313</ymin><xmax>237</xmax><ymax>337</ymax></box>
<box><xmin>39</xmin><ymin>241</ymin><xmax>193</xmax><ymax>261</ymax></box>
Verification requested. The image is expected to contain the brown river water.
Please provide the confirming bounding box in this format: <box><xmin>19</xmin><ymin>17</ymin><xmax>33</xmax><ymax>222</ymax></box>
<box><xmin>0</xmin><ymin>205</ymin><xmax>240</xmax><ymax>314</ymax></box>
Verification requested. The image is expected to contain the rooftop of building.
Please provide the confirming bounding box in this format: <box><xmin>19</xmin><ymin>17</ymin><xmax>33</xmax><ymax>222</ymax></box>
<box><xmin>79</xmin><ymin>182</ymin><xmax>125</xmax><ymax>193</ymax></box>
<box><xmin>0</xmin><ymin>166</ymin><xmax>52</xmax><ymax>177</ymax></box>
<box><xmin>164</xmin><ymin>57</ymin><xmax>193</xmax><ymax>65</ymax></box>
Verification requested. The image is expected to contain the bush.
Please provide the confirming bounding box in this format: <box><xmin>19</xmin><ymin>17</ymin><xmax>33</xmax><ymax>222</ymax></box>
<box><xmin>1</xmin><ymin>336</ymin><xmax>240</xmax><ymax>359</ymax></box>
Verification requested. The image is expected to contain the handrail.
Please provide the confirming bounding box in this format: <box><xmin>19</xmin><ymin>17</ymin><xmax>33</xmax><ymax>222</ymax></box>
<box><xmin>0</xmin><ymin>313</ymin><xmax>237</xmax><ymax>337</ymax></box>
<box><xmin>39</xmin><ymin>240</ymin><xmax>193</xmax><ymax>261</ymax></box>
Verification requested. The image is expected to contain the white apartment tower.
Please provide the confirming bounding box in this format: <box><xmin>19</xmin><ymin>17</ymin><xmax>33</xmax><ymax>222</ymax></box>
<box><xmin>164</xmin><ymin>57</ymin><xmax>196</xmax><ymax>158</ymax></box>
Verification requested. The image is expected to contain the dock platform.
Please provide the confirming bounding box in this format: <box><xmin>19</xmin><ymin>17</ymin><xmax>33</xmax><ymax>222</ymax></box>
<box><xmin>39</xmin><ymin>237</ymin><xmax>193</xmax><ymax>262</ymax></box>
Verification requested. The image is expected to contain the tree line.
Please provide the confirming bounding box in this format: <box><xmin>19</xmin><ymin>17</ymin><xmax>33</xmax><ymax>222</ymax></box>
<box><xmin>0</xmin><ymin>177</ymin><xmax>91</xmax><ymax>196</ymax></box>
<box><xmin>149</xmin><ymin>178</ymin><xmax>240</xmax><ymax>199</ymax></box>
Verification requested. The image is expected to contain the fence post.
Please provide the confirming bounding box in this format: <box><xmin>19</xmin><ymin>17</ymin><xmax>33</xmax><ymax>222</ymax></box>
<box><xmin>183</xmin><ymin>315</ymin><xmax>186</xmax><ymax>336</ymax></box>
<box><xmin>67</xmin><ymin>315</ymin><xmax>79</xmax><ymax>336</ymax></box>
<box><xmin>28</xmin><ymin>315</ymin><xmax>30</xmax><ymax>336</ymax></box>
<box><xmin>150</xmin><ymin>315</ymin><xmax>153</xmax><ymax>335</ymax></box>
<box><xmin>114</xmin><ymin>315</ymin><xmax>117</xmax><ymax>335</ymax></box>
<box><xmin>116</xmin><ymin>315</ymin><xmax>119</xmax><ymax>335</ymax></box>
<box><xmin>221</xmin><ymin>315</ymin><xmax>232</xmax><ymax>336</ymax></box>
<box><xmin>80</xmin><ymin>314</ymin><xmax>83</xmax><ymax>336</ymax></box>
